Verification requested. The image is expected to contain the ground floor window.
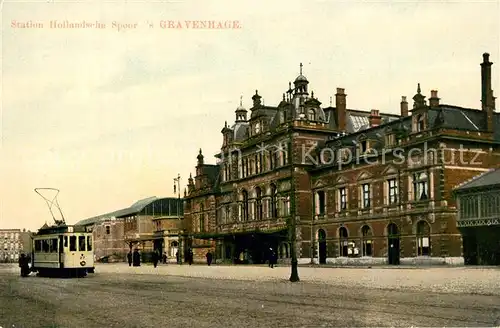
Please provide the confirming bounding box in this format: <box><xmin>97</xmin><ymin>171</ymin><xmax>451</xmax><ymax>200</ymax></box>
<box><xmin>361</xmin><ymin>225</ymin><xmax>373</xmax><ymax>256</ymax></box>
<box><xmin>416</xmin><ymin>220</ymin><xmax>431</xmax><ymax>256</ymax></box>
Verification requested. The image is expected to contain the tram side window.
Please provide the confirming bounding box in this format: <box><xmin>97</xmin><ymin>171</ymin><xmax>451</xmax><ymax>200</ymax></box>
<box><xmin>35</xmin><ymin>240</ymin><xmax>42</xmax><ymax>252</ymax></box>
<box><xmin>87</xmin><ymin>236</ymin><xmax>92</xmax><ymax>251</ymax></box>
<box><xmin>78</xmin><ymin>236</ymin><xmax>86</xmax><ymax>252</ymax></box>
<box><xmin>42</xmin><ymin>239</ymin><xmax>50</xmax><ymax>252</ymax></box>
<box><xmin>69</xmin><ymin>236</ymin><xmax>77</xmax><ymax>251</ymax></box>
<box><xmin>50</xmin><ymin>238</ymin><xmax>58</xmax><ymax>253</ymax></box>
<box><xmin>64</xmin><ymin>236</ymin><xmax>68</xmax><ymax>248</ymax></box>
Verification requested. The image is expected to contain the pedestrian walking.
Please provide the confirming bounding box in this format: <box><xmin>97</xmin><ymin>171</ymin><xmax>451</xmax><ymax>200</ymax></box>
<box><xmin>127</xmin><ymin>251</ymin><xmax>132</xmax><ymax>267</ymax></box>
<box><xmin>152</xmin><ymin>250</ymin><xmax>159</xmax><ymax>268</ymax></box>
<box><xmin>206</xmin><ymin>251</ymin><xmax>213</xmax><ymax>266</ymax></box>
<box><xmin>176</xmin><ymin>251</ymin><xmax>180</xmax><ymax>264</ymax></box>
<box><xmin>133</xmin><ymin>248</ymin><xmax>141</xmax><ymax>267</ymax></box>
<box><xmin>162</xmin><ymin>252</ymin><xmax>167</xmax><ymax>264</ymax></box>
<box><xmin>188</xmin><ymin>248</ymin><xmax>193</xmax><ymax>265</ymax></box>
<box><xmin>18</xmin><ymin>253</ymin><xmax>30</xmax><ymax>277</ymax></box>
<box><xmin>268</xmin><ymin>248</ymin><xmax>276</xmax><ymax>268</ymax></box>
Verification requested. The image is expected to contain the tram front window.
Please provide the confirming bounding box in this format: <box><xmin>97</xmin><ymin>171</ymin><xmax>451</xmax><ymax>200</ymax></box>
<box><xmin>87</xmin><ymin>236</ymin><xmax>92</xmax><ymax>251</ymax></box>
<box><xmin>78</xmin><ymin>236</ymin><xmax>86</xmax><ymax>252</ymax></box>
<box><xmin>69</xmin><ymin>236</ymin><xmax>77</xmax><ymax>252</ymax></box>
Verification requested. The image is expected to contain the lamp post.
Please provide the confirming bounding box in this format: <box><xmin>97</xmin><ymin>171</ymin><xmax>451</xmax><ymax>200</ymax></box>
<box><xmin>289</xmin><ymin>116</ymin><xmax>302</xmax><ymax>283</ymax></box>
<box><xmin>173</xmin><ymin>174</ymin><xmax>182</xmax><ymax>263</ymax></box>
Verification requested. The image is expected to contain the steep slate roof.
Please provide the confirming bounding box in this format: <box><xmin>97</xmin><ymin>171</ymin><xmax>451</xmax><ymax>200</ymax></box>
<box><xmin>74</xmin><ymin>196</ymin><xmax>158</xmax><ymax>226</ymax></box>
<box><xmin>455</xmin><ymin>168</ymin><xmax>500</xmax><ymax>191</ymax></box>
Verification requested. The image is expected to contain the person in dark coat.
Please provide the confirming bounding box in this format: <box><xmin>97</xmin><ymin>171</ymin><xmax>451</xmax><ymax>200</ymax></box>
<box><xmin>18</xmin><ymin>253</ymin><xmax>30</xmax><ymax>277</ymax></box>
<box><xmin>133</xmin><ymin>249</ymin><xmax>141</xmax><ymax>267</ymax></box>
<box><xmin>268</xmin><ymin>248</ymin><xmax>276</xmax><ymax>268</ymax></box>
<box><xmin>162</xmin><ymin>252</ymin><xmax>167</xmax><ymax>264</ymax></box>
<box><xmin>176</xmin><ymin>251</ymin><xmax>180</xmax><ymax>264</ymax></box>
<box><xmin>206</xmin><ymin>251</ymin><xmax>213</xmax><ymax>266</ymax></box>
<box><xmin>152</xmin><ymin>250</ymin><xmax>159</xmax><ymax>268</ymax></box>
<box><xmin>188</xmin><ymin>248</ymin><xmax>193</xmax><ymax>265</ymax></box>
<box><xmin>127</xmin><ymin>251</ymin><xmax>132</xmax><ymax>266</ymax></box>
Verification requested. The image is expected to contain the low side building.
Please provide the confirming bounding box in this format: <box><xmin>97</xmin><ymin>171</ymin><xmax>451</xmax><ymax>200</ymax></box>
<box><xmin>455</xmin><ymin>168</ymin><xmax>500</xmax><ymax>265</ymax></box>
<box><xmin>75</xmin><ymin>196</ymin><xmax>183</xmax><ymax>262</ymax></box>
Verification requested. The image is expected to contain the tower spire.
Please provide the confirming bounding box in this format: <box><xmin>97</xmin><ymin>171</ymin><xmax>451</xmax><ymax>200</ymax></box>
<box><xmin>240</xmin><ymin>95</ymin><xmax>243</xmax><ymax>106</ymax></box>
<box><xmin>300</xmin><ymin>62</ymin><xmax>303</xmax><ymax>75</ymax></box>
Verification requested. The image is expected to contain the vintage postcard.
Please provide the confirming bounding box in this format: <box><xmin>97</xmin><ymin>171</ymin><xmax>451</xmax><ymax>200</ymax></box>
<box><xmin>1</xmin><ymin>0</ymin><xmax>500</xmax><ymax>327</ymax></box>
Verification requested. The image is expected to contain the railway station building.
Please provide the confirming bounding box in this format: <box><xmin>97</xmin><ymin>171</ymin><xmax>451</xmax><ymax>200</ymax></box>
<box><xmin>184</xmin><ymin>53</ymin><xmax>500</xmax><ymax>265</ymax></box>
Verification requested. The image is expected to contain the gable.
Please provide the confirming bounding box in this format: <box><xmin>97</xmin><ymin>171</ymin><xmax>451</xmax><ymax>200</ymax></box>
<box><xmin>313</xmin><ymin>179</ymin><xmax>326</xmax><ymax>189</ymax></box>
<box><xmin>357</xmin><ymin>171</ymin><xmax>372</xmax><ymax>181</ymax></box>
<box><xmin>336</xmin><ymin>175</ymin><xmax>348</xmax><ymax>184</ymax></box>
<box><xmin>382</xmin><ymin>165</ymin><xmax>398</xmax><ymax>176</ymax></box>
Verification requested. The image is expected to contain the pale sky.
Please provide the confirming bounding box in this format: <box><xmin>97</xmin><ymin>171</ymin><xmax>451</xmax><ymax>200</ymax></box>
<box><xmin>1</xmin><ymin>0</ymin><xmax>499</xmax><ymax>231</ymax></box>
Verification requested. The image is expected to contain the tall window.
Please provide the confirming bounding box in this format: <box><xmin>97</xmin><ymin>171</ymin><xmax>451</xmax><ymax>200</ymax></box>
<box><xmin>282</xmin><ymin>195</ymin><xmax>290</xmax><ymax>217</ymax></box>
<box><xmin>413</xmin><ymin>172</ymin><xmax>429</xmax><ymax>201</ymax></box>
<box><xmin>339</xmin><ymin>187</ymin><xmax>347</xmax><ymax>211</ymax></box>
<box><xmin>385</xmin><ymin>134</ymin><xmax>396</xmax><ymax>147</ymax></box>
<box><xmin>339</xmin><ymin>227</ymin><xmax>349</xmax><ymax>257</ymax></box>
<box><xmin>255</xmin><ymin>187</ymin><xmax>263</xmax><ymax>220</ymax></box>
<box><xmin>270</xmin><ymin>184</ymin><xmax>278</xmax><ymax>218</ymax></box>
<box><xmin>416</xmin><ymin>115</ymin><xmax>425</xmax><ymax>132</ymax></box>
<box><xmin>416</xmin><ymin>221</ymin><xmax>431</xmax><ymax>256</ymax></box>
<box><xmin>105</xmin><ymin>226</ymin><xmax>110</xmax><ymax>235</ymax></box>
<box><xmin>388</xmin><ymin>178</ymin><xmax>398</xmax><ymax>204</ymax></box>
<box><xmin>361</xmin><ymin>183</ymin><xmax>371</xmax><ymax>208</ymax></box>
<box><xmin>225</xmin><ymin>206</ymin><xmax>231</xmax><ymax>223</ymax></box>
<box><xmin>315</xmin><ymin>190</ymin><xmax>326</xmax><ymax>216</ymax></box>
<box><xmin>199</xmin><ymin>204</ymin><xmax>205</xmax><ymax>232</ymax></box>
<box><xmin>361</xmin><ymin>225</ymin><xmax>373</xmax><ymax>256</ymax></box>
<box><xmin>307</xmin><ymin>108</ymin><xmax>316</xmax><ymax>121</ymax></box>
<box><xmin>360</xmin><ymin>140</ymin><xmax>368</xmax><ymax>153</ymax></box>
<box><xmin>242</xmin><ymin>190</ymin><xmax>249</xmax><ymax>221</ymax></box>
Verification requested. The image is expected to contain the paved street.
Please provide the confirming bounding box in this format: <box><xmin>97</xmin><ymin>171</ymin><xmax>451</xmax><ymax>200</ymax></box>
<box><xmin>1</xmin><ymin>263</ymin><xmax>500</xmax><ymax>327</ymax></box>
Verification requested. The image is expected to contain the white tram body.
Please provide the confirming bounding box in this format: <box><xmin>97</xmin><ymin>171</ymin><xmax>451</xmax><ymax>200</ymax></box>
<box><xmin>31</xmin><ymin>224</ymin><xmax>95</xmax><ymax>276</ymax></box>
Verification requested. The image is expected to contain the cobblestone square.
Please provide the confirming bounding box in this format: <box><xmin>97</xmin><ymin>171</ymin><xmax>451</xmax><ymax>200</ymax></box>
<box><xmin>1</xmin><ymin>263</ymin><xmax>500</xmax><ymax>327</ymax></box>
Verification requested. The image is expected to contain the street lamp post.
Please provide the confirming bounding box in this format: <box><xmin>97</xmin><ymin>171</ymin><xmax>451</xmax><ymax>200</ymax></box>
<box><xmin>173</xmin><ymin>174</ymin><xmax>182</xmax><ymax>263</ymax></box>
<box><xmin>289</xmin><ymin>119</ymin><xmax>301</xmax><ymax>282</ymax></box>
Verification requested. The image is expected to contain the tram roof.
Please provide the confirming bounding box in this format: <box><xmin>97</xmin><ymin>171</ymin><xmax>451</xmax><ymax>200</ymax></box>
<box><xmin>35</xmin><ymin>224</ymin><xmax>87</xmax><ymax>236</ymax></box>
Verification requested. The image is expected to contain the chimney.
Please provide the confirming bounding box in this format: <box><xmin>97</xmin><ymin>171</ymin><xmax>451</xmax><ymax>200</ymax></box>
<box><xmin>400</xmin><ymin>96</ymin><xmax>409</xmax><ymax>117</ymax></box>
<box><xmin>429</xmin><ymin>90</ymin><xmax>440</xmax><ymax>107</ymax></box>
<box><xmin>481</xmin><ymin>53</ymin><xmax>495</xmax><ymax>132</ymax></box>
<box><xmin>369</xmin><ymin>109</ymin><xmax>381</xmax><ymax>127</ymax></box>
<box><xmin>335</xmin><ymin>88</ymin><xmax>347</xmax><ymax>132</ymax></box>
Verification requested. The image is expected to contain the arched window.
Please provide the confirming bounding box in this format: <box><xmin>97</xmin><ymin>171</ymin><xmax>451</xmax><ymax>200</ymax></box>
<box><xmin>416</xmin><ymin>221</ymin><xmax>431</xmax><ymax>256</ymax></box>
<box><xmin>361</xmin><ymin>225</ymin><xmax>373</xmax><ymax>256</ymax></box>
<box><xmin>339</xmin><ymin>227</ymin><xmax>349</xmax><ymax>257</ymax></box>
<box><xmin>242</xmin><ymin>190</ymin><xmax>249</xmax><ymax>221</ymax></box>
<box><xmin>270</xmin><ymin>184</ymin><xmax>278</xmax><ymax>219</ymax></box>
<box><xmin>255</xmin><ymin>187</ymin><xmax>263</xmax><ymax>220</ymax></box>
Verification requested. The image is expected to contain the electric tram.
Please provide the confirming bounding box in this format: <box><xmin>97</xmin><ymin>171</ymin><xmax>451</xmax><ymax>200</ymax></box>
<box><xmin>30</xmin><ymin>188</ymin><xmax>95</xmax><ymax>277</ymax></box>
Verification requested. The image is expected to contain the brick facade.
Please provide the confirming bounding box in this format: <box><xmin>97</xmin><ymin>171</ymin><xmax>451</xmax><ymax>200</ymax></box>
<box><xmin>184</xmin><ymin>54</ymin><xmax>500</xmax><ymax>265</ymax></box>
